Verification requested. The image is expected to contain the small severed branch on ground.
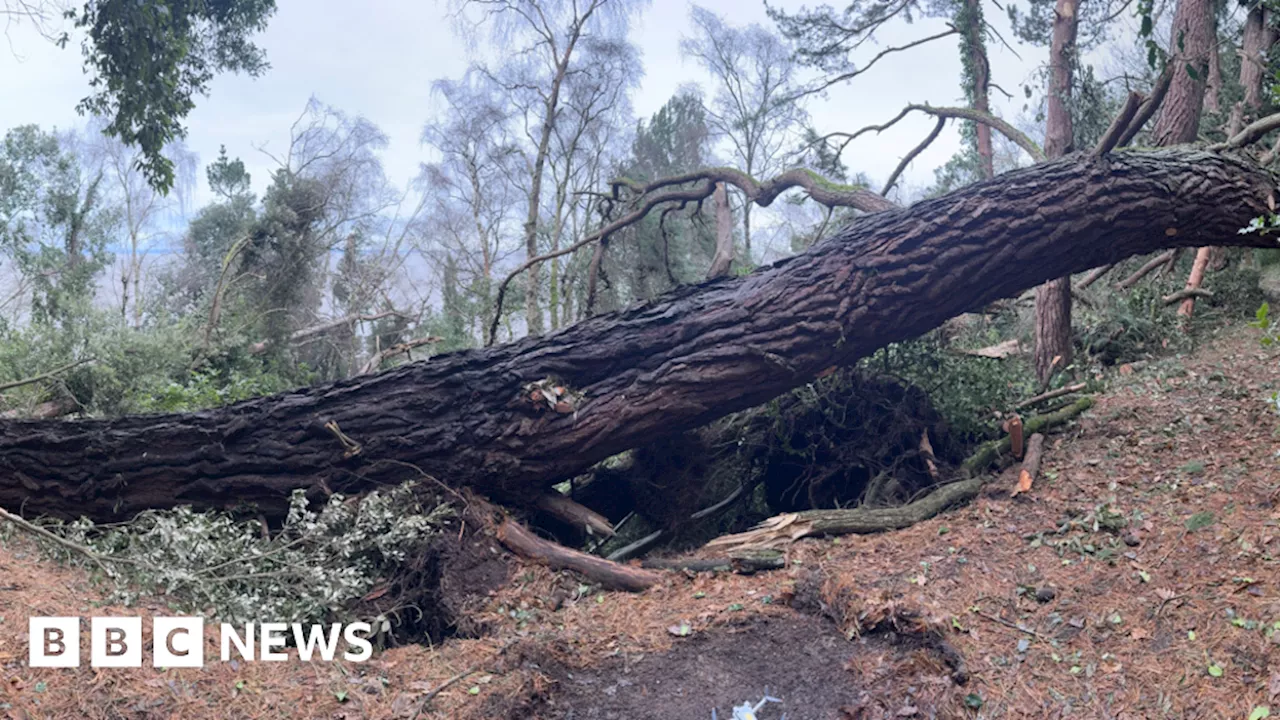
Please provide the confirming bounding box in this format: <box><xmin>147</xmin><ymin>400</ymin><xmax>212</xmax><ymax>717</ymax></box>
<box><xmin>0</xmin><ymin>506</ymin><xmax>141</xmax><ymax>576</ymax></box>
<box><xmin>640</xmin><ymin>547</ymin><xmax>786</xmax><ymax>574</ymax></box>
<box><xmin>410</xmin><ymin>637</ymin><xmax>520</xmax><ymax>720</ymax></box>
<box><xmin>1163</xmin><ymin>288</ymin><xmax>1214</xmax><ymax>305</ymax></box>
<box><xmin>496</xmin><ymin>518</ymin><xmax>662</xmax><ymax>592</ymax></box>
<box><xmin>1015</xmin><ymin>382</ymin><xmax>1087</xmax><ymax>410</ymax></box>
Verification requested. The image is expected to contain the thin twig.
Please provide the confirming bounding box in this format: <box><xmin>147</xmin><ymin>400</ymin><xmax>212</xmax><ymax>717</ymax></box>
<box><xmin>411</xmin><ymin>638</ymin><xmax>518</xmax><ymax>720</ymax></box>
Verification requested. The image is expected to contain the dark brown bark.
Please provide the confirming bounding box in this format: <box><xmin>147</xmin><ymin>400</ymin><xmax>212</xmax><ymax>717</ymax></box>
<box><xmin>1152</xmin><ymin>0</ymin><xmax>1215</xmax><ymax>144</ymax></box>
<box><xmin>1156</xmin><ymin>0</ymin><xmax>1217</xmax><ymax>314</ymax></box>
<box><xmin>1241</xmin><ymin>7</ymin><xmax>1277</xmax><ymax>114</ymax></box>
<box><xmin>1</xmin><ymin>150</ymin><xmax>1276</xmax><ymax>524</ymax></box>
<box><xmin>1034</xmin><ymin>0</ymin><xmax>1080</xmax><ymax>386</ymax></box>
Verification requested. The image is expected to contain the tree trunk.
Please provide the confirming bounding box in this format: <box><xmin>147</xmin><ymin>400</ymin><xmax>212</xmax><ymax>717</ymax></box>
<box><xmin>962</xmin><ymin>0</ymin><xmax>995</xmax><ymax>179</ymax></box>
<box><xmin>1033</xmin><ymin>0</ymin><xmax>1079</xmax><ymax>386</ymax></box>
<box><xmin>1156</xmin><ymin>0</ymin><xmax>1216</xmax><ymax>314</ymax></box>
<box><xmin>1241</xmin><ymin>7</ymin><xmax>1277</xmax><ymax>114</ymax></box>
<box><xmin>707</xmin><ymin>182</ymin><xmax>735</xmax><ymax>279</ymax></box>
<box><xmin>2</xmin><ymin>150</ymin><xmax>1275</xmax><ymax>523</ymax></box>
<box><xmin>1153</xmin><ymin>0</ymin><xmax>1214</xmax><ymax>145</ymax></box>
<box><xmin>1177</xmin><ymin>246</ymin><xmax>1212</xmax><ymax>318</ymax></box>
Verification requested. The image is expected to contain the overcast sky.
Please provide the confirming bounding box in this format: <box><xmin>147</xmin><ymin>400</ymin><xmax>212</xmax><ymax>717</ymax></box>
<box><xmin>0</xmin><ymin>0</ymin><xmax>1049</xmax><ymax>213</ymax></box>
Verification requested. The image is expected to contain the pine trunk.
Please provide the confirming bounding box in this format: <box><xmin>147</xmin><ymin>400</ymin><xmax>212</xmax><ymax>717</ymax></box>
<box><xmin>1</xmin><ymin>151</ymin><xmax>1276</xmax><ymax>523</ymax></box>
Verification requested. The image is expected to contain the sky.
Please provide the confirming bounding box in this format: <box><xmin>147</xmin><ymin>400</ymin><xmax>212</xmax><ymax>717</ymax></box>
<box><xmin>0</xmin><ymin>0</ymin><xmax>1050</xmax><ymax>216</ymax></box>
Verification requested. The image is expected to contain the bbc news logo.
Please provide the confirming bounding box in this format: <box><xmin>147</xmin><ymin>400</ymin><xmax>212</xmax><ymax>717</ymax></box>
<box><xmin>28</xmin><ymin>617</ymin><xmax>374</xmax><ymax>667</ymax></box>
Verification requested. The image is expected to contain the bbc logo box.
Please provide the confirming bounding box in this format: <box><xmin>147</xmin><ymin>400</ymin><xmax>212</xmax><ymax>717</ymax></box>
<box><xmin>29</xmin><ymin>616</ymin><xmax>205</xmax><ymax>668</ymax></box>
<box><xmin>27</xmin><ymin>617</ymin><xmax>374</xmax><ymax>667</ymax></box>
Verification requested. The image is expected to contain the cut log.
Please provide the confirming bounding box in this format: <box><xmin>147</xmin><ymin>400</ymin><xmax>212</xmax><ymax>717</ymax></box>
<box><xmin>1010</xmin><ymin>433</ymin><xmax>1045</xmax><ymax>497</ymax></box>
<box><xmin>1</xmin><ymin>150</ymin><xmax>1276</xmax><ymax>523</ymax></box>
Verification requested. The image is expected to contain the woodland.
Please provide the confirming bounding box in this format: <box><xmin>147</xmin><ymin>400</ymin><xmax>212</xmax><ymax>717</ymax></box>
<box><xmin>4</xmin><ymin>0</ymin><xmax>1280</xmax><ymax>717</ymax></box>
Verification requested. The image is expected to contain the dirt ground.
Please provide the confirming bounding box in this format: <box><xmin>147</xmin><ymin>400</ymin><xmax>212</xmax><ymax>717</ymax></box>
<box><xmin>3</xmin><ymin>321</ymin><xmax>1280</xmax><ymax>719</ymax></box>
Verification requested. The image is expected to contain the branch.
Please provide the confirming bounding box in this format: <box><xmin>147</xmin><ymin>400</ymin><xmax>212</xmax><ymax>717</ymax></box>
<box><xmin>0</xmin><ymin>358</ymin><xmax>95</xmax><ymax>393</ymax></box>
<box><xmin>1212</xmin><ymin>111</ymin><xmax>1280</xmax><ymax>151</ymax></box>
<box><xmin>788</xmin><ymin>27</ymin><xmax>960</xmax><ymax>102</ymax></box>
<box><xmin>487</xmin><ymin>167</ymin><xmax>899</xmax><ymax>345</ymax></box>
<box><xmin>1117</xmin><ymin>250</ymin><xmax>1176</xmax><ymax>289</ymax></box>
<box><xmin>1116</xmin><ymin>65</ymin><xmax>1174</xmax><ymax>148</ymax></box>
<box><xmin>251</xmin><ymin>311</ymin><xmax>411</xmax><ymax>355</ymax></box>
<box><xmin>907</xmin><ymin>105</ymin><xmax>1045</xmax><ymax>162</ymax></box>
<box><xmin>883</xmin><ymin>117</ymin><xmax>946</xmax><ymax>195</ymax></box>
<box><xmin>358</xmin><ymin>336</ymin><xmax>441</xmax><ymax>375</ymax></box>
<box><xmin>1093</xmin><ymin>91</ymin><xmax>1144</xmax><ymax>155</ymax></box>
<box><xmin>844</xmin><ymin>104</ymin><xmax>1045</xmax><ymax>163</ymax></box>
<box><xmin>1163</xmin><ymin>288</ymin><xmax>1214</xmax><ymax>304</ymax></box>
<box><xmin>1015</xmin><ymin>382</ymin><xmax>1087</xmax><ymax>409</ymax></box>
<box><xmin>496</xmin><ymin>518</ymin><xmax>661</xmax><ymax>592</ymax></box>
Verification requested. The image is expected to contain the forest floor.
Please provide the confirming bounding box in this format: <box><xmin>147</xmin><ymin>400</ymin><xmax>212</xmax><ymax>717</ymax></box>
<box><xmin>4</xmin><ymin>320</ymin><xmax>1280</xmax><ymax>719</ymax></box>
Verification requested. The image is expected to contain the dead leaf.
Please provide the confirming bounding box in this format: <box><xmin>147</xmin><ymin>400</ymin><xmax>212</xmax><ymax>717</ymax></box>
<box><xmin>1119</xmin><ymin>363</ymin><xmax>1134</xmax><ymax>375</ymax></box>
<box><xmin>1130</xmin><ymin>627</ymin><xmax>1151</xmax><ymax>640</ymax></box>
<box><xmin>1270</xmin><ymin>670</ymin><xmax>1280</xmax><ymax>700</ymax></box>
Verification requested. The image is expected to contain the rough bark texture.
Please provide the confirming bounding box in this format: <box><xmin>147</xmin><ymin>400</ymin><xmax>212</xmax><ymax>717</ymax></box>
<box><xmin>1241</xmin><ymin>7</ymin><xmax>1277</xmax><ymax>114</ymax></box>
<box><xmin>1034</xmin><ymin>0</ymin><xmax>1079</xmax><ymax>386</ymax></box>
<box><xmin>1152</xmin><ymin>0</ymin><xmax>1215</xmax><ymax>145</ymax></box>
<box><xmin>1</xmin><ymin>150</ymin><xmax>1276</xmax><ymax>523</ymax></box>
<box><xmin>1156</xmin><ymin>0</ymin><xmax>1216</xmax><ymax>314</ymax></box>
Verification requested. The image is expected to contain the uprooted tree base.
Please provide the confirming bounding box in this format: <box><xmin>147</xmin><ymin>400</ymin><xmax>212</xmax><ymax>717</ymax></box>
<box><xmin>572</xmin><ymin>368</ymin><xmax>966</xmax><ymax>547</ymax></box>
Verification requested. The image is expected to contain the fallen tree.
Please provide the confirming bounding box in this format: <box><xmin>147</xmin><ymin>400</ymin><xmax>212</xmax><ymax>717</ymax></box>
<box><xmin>1</xmin><ymin>148</ymin><xmax>1277</xmax><ymax>523</ymax></box>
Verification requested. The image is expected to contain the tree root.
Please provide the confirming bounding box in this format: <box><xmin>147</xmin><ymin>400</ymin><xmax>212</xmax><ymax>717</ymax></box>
<box><xmin>705</xmin><ymin>397</ymin><xmax>1094</xmax><ymax>551</ymax></box>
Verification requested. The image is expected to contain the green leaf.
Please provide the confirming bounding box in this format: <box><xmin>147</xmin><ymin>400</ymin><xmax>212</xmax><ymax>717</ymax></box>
<box><xmin>468</xmin><ymin>686</ymin><xmax>480</xmax><ymax>695</ymax></box>
<box><xmin>1207</xmin><ymin>663</ymin><xmax>1223</xmax><ymax>677</ymax></box>
<box><xmin>1249</xmin><ymin>706</ymin><xmax>1271</xmax><ymax>720</ymax></box>
<box><xmin>334</xmin><ymin>690</ymin><xmax>348</xmax><ymax>702</ymax></box>
<box><xmin>964</xmin><ymin>693</ymin><xmax>984</xmax><ymax>709</ymax></box>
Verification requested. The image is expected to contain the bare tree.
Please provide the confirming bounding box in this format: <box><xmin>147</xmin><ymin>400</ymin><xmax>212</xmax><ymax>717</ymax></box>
<box><xmin>451</xmin><ymin>0</ymin><xmax>649</xmax><ymax>337</ymax></box>
<box><xmin>680</xmin><ymin>5</ymin><xmax>808</xmax><ymax>264</ymax></box>
<box><xmin>81</xmin><ymin>125</ymin><xmax>197</xmax><ymax>327</ymax></box>
<box><xmin>419</xmin><ymin>75</ymin><xmax>524</xmax><ymax>343</ymax></box>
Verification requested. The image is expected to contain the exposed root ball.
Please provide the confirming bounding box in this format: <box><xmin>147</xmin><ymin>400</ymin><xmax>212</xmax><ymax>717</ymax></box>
<box><xmin>758</xmin><ymin>370</ymin><xmax>963</xmax><ymax>511</ymax></box>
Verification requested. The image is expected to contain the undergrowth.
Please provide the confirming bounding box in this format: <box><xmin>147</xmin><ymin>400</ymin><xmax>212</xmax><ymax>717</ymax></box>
<box><xmin>0</xmin><ymin>482</ymin><xmax>451</xmax><ymax>630</ymax></box>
